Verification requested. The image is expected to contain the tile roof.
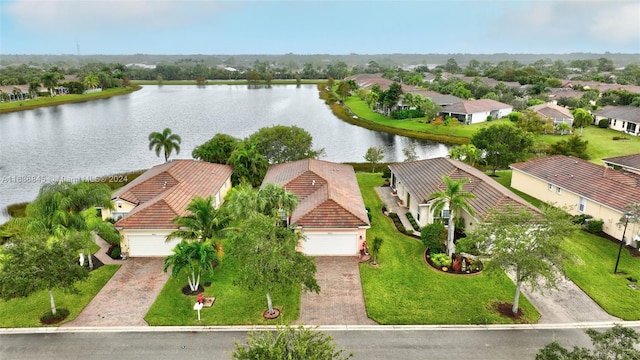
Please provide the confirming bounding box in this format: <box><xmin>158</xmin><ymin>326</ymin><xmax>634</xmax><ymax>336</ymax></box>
<box><xmin>441</xmin><ymin>99</ymin><xmax>512</xmax><ymax>115</ymax></box>
<box><xmin>404</xmin><ymin>90</ymin><xmax>463</xmax><ymax>106</ymax></box>
<box><xmin>262</xmin><ymin>159</ymin><xmax>370</xmax><ymax>228</ymax></box>
<box><xmin>510</xmin><ymin>155</ymin><xmax>640</xmax><ymax>212</ymax></box>
<box><xmin>389</xmin><ymin>158</ymin><xmax>537</xmax><ymax>221</ymax></box>
<box><xmin>114</xmin><ymin>160</ymin><xmax>233</xmax><ymax>229</ymax></box>
<box><xmin>602</xmin><ymin>153</ymin><xmax>640</xmax><ymax>172</ymax></box>
<box><xmin>593</xmin><ymin>106</ymin><xmax>640</xmax><ymax>124</ymax></box>
<box><xmin>529</xmin><ymin>102</ymin><xmax>574</xmax><ymax>120</ymax></box>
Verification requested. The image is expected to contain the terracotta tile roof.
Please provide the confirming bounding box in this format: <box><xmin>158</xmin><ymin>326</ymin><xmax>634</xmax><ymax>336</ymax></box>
<box><xmin>114</xmin><ymin>160</ymin><xmax>233</xmax><ymax>229</ymax></box>
<box><xmin>404</xmin><ymin>89</ymin><xmax>463</xmax><ymax>106</ymax></box>
<box><xmin>510</xmin><ymin>155</ymin><xmax>640</xmax><ymax>212</ymax></box>
<box><xmin>262</xmin><ymin>159</ymin><xmax>370</xmax><ymax>228</ymax></box>
<box><xmin>549</xmin><ymin>88</ymin><xmax>585</xmax><ymax>99</ymax></box>
<box><xmin>603</xmin><ymin>153</ymin><xmax>640</xmax><ymax>172</ymax></box>
<box><xmin>529</xmin><ymin>102</ymin><xmax>574</xmax><ymax>120</ymax></box>
<box><xmin>593</xmin><ymin>106</ymin><xmax>640</xmax><ymax>124</ymax></box>
<box><xmin>389</xmin><ymin>158</ymin><xmax>538</xmax><ymax>221</ymax></box>
<box><xmin>441</xmin><ymin>99</ymin><xmax>512</xmax><ymax>115</ymax></box>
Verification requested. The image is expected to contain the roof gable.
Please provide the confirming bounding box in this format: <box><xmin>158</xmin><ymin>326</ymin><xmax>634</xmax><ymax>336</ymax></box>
<box><xmin>262</xmin><ymin>159</ymin><xmax>370</xmax><ymax>228</ymax></box>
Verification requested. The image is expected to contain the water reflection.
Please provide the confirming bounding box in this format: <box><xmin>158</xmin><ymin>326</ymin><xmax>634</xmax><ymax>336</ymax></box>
<box><xmin>0</xmin><ymin>85</ymin><xmax>450</xmax><ymax>222</ymax></box>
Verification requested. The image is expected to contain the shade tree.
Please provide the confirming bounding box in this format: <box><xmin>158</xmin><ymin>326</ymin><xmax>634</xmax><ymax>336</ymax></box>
<box><xmin>191</xmin><ymin>133</ymin><xmax>240</xmax><ymax>164</ymax></box>
<box><xmin>471</xmin><ymin>123</ymin><xmax>534</xmax><ymax>176</ymax></box>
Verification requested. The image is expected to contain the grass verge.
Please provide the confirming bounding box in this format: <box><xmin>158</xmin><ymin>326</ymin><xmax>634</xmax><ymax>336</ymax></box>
<box><xmin>0</xmin><ymin>86</ymin><xmax>141</xmax><ymax>114</ymax></box>
<box><xmin>0</xmin><ymin>264</ymin><xmax>120</xmax><ymax>327</ymax></box>
<box><xmin>145</xmin><ymin>255</ymin><xmax>300</xmax><ymax>325</ymax></box>
<box><xmin>357</xmin><ymin>172</ymin><xmax>540</xmax><ymax>324</ymax></box>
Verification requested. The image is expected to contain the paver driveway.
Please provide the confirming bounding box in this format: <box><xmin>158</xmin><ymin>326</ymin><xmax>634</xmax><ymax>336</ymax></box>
<box><xmin>296</xmin><ymin>257</ymin><xmax>376</xmax><ymax>325</ymax></box>
<box><xmin>62</xmin><ymin>258</ymin><xmax>169</xmax><ymax>327</ymax></box>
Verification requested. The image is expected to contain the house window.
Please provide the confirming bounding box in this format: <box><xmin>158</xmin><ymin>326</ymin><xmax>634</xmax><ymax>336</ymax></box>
<box><xmin>556</xmin><ymin>186</ymin><xmax>562</xmax><ymax>194</ymax></box>
<box><xmin>578</xmin><ymin>197</ymin><xmax>587</xmax><ymax>213</ymax></box>
<box><xmin>441</xmin><ymin>209</ymin><xmax>451</xmax><ymax>225</ymax></box>
<box><xmin>417</xmin><ymin>212</ymin><xmax>420</xmax><ymax>221</ymax></box>
<box><xmin>112</xmin><ymin>211</ymin><xmax>128</xmax><ymax>220</ymax></box>
<box><xmin>548</xmin><ymin>183</ymin><xmax>553</xmax><ymax>191</ymax></box>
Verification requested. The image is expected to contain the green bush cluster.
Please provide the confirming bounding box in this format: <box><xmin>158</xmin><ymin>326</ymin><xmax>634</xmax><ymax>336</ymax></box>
<box><xmin>585</xmin><ymin>219</ymin><xmax>604</xmax><ymax>234</ymax></box>
<box><xmin>421</xmin><ymin>222</ymin><xmax>446</xmax><ymax>254</ymax></box>
<box><xmin>388</xmin><ymin>212</ymin><xmax>407</xmax><ymax>233</ymax></box>
<box><xmin>391</xmin><ymin>109</ymin><xmax>423</xmax><ymax>120</ymax></box>
<box><xmin>598</xmin><ymin>119</ymin><xmax>609</xmax><ymax>128</ymax></box>
<box><xmin>431</xmin><ymin>253</ymin><xmax>452</xmax><ymax>268</ymax></box>
<box><xmin>405</xmin><ymin>212</ymin><xmax>420</xmax><ymax>231</ymax></box>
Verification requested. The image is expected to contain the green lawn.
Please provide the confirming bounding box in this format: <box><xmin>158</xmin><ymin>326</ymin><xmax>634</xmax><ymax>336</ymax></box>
<box><xmin>356</xmin><ymin>173</ymin><xmax>539</xmax><ymax>324</ymax></box>
<box><xmin>491</xmin><ymin>169</ymin><xmax>640</xmax><ymax>320</ymax></box>
<box><xmin>0</xmin><ymin>264</ymin><xmax>119</xmax><ymax>327</ymax></box>
<box><xmin>0</xmin><ymin>86</ymin><xmax>140</xmax><ymax>114</ymax></box>
<box><xmin>145</xmin><ymin>255</ymin><xmax>300</xmax><ymax>326</ymax></box>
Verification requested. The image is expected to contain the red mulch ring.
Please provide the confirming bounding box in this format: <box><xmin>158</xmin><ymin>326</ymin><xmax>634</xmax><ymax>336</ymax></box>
<box><xmin>263</xmin><ymin>308</ymin><xmax>281</xmax><ymax>319</ymax></box>
<box><xmin>496</xmin><ymin>302</ymin><xmax>524</xmax><ymax>320</ymax></box>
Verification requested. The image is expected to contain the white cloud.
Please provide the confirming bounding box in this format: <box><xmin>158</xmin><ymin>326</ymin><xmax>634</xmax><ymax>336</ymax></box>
<box><xmin>6</xmin><ymin>0</ymin><xmax>224</xmax><ymax>33</ymax></box>
<box><xmin>590</xmin><ymin>3</ymin><xmax>640</xmax><ymax>46</ymax></box>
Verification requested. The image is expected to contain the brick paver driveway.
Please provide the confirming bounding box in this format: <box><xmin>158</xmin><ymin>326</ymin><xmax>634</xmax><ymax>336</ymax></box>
<box><xmin>62</xmin><ymin>258</ymin><xmax>169</xmax><ymax>327</ymax></box>
<box><xmin>296</xmin><ymin>257</ymin><xmax>376</xmax><ymax>325</ymax></box>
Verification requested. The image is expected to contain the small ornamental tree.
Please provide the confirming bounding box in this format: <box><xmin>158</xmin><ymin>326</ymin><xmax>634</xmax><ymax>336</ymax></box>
<box><xmin>364</xmin><ymin>146</ymin><xmax>385</xmax><ymax>172</ymax></box>
<box><xmin>370</xmin><ymin>236</ymin><xmax>384</xmax><ymax>265</ymax></box>
<box><xmin>163</xmin><ymin>240</ymin><xmax>217</xmax><ymax>293</ymax></box>
<box><xmin>466</xmin><ymin>205</ymin><xmax>578</xmax><ymax>315</ymax></box>
<box><xmin>232</xmin><ymin>326</ymin><xmax>353</xmax><ymax>360</ymax></box>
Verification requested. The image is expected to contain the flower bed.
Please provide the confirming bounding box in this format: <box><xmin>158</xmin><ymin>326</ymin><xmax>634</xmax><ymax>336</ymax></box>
<box><xmin>424</xmin><ymin>249</ymin><xmax>483</xmax><ymax>275</ymax></box>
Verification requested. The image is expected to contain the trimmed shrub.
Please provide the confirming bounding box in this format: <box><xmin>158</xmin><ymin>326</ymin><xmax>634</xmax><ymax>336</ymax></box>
<box><xmin>405</xmin><ymin>212</ymin><xmax>420</xmax><ymax>231</ymax></box>
<box><xmin>421</xmin><ymin>222</ymin><xmax>446</xmax><ymax>254</ymax></box>
<box><xmin>388</xmin><ymin>212</ymin><xmax>407</xmax><ymax>233</ymax></box>
<box><xmin>585</xmin><ymin>219</ymin><xmax>604</xmax><ymax>233</ymax></box>
<box><xmin>598</xmin><ymin>119</ymin><xmax>609</xmax><ymax>128</ymax></box>
<box><xmin>382</xmin><ymin>166</ymin><xmax>391</xmax><ymax>179</ymax></box>
<box><xmin>571</xmin><ymin>214</ymin><xmax>593</xmax><ymax>225</ymax></box>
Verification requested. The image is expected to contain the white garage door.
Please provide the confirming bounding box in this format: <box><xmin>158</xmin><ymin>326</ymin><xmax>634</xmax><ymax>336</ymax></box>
<box><xmin>127</xmin><ymin>234</ymin><xmax>181</xmax><ymax>257</ymax></box>
<box><xmin>301</xmin><ymin>233</ymin><xmax>358</xmax><ymax>256</ymax></box>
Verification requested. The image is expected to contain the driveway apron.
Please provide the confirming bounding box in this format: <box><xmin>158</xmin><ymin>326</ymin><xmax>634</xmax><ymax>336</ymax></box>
<box><xmin>62</xmin><ymin>258</ymin><xmax>169</xmax><ymax>327</ymax></box>
<box><xmin>296</xmin><ymin>257</ymin><xmax>376</xmax><ymax>325</ymax></box>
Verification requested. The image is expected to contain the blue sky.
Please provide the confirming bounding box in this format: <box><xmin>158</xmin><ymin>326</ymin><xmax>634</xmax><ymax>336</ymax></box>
<box><xmin>1</xmin><ymin>0</ymin><xmax>639</xmax><ymax>55</ymax></box>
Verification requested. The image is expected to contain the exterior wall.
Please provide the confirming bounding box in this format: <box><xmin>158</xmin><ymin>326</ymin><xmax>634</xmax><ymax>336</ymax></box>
<box><xmin>595</xmin><ymin>114</ymin><xmax>640</xmax><ymax>136</ymax></box>
<box><xmin>468</xmin><ymin>110</ymin><xmax>492</xmax><ymax>124</ymax></box>
<box><xmin>215</xmin><ymin>177</ymin><xmax>233</xmax><ymax>208</ymax></box>
<box><xmin>100</xmin><ymin>199</ymin><xmax>136</xmax><ymax>221</ymax></box>
<box><xmin>511</xmin><ymin>170</ymin><xmax>639</xmax><ymax>243</ymax></box>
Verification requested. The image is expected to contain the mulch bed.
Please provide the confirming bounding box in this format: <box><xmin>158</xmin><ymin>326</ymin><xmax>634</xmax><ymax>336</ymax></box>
<box><xmin>594</xmin><ymin>231</ymin><xmax>640</xmax><ymax>257</ymax></box>
<box><xmin>263</xmin><ymin>308</ymin><xmax>281</xmax><ymax>319</ymax></box>
<box><xmin>182</xmin><ymin>285</ymin><xmax>205</xmax><ymax>296</ymax></box>
<box><xmin>40</xmin><ymin>308</ymin><xmax>70</xmax><ymax>325</ymax></box>
<box><xmin>496</xmin><ymin>302</ymin><xmax>524</xmax><ymax>320</ymax></box>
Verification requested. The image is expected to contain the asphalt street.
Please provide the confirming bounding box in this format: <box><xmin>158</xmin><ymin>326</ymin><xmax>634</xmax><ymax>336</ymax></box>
<box><xmin>3</xmin><ymin>324</ymin><xmax>639</xmax><ymax>360</ymax></box>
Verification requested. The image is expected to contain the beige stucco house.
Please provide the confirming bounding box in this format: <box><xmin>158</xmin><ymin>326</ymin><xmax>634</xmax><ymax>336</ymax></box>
<box><xmin>388</xmin><ymin>157</ymin><xmax>537</xmax><ymax>233</ymax></box>
<box><xmin>101</xmin><ymin>160</ymin><xmax>233</xmax><ymax>257</ymax></box>
<box><xmin>593</xmin><ymin>106</ymin><xmax>640</xmax><ymax>136</ymax></box>
<box><xmin>262</xmin><ymin>159</ymin><xmax>370</xmax><ymax>256</ymax></box>
<box><xmin>510</xmin><ymin>155</ymin><xmax>640</xmax><ymax>244</ymax></box>
<box><xmin>440</xmin><ymin>99</ymin><xmax>513</xmax><ymax>125</ymax></box>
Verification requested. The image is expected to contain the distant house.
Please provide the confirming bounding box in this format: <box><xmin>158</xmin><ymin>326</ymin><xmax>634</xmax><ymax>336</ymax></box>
<box><xmin>529</xmin><ymin>102</ymin><xmax>574</xmax><ymax>130</ymax></box>
<box><xmin>388</xmin><ymin>157</ymin><xmax>537</xmax><ymax>231</ymax></box>
<box><xmin>603</xmin><ymin>153</ymin><xmax>640</xmax><ymax>175</ymax></box>
<box><xmin>440</xmin><ymin>99</ymin><xmax>513</xmax><ymax>124</ymax></box>
<box><xmin>510</xmin><ymin>155</ymin><xmax>640</xmax><ymax>243</ymax></box>
<box><xmin>101</xmin><ymin>160</ymin><xmax>233</xmax><ymax>257</ymax></box>
<box><xmin>593</xmin><ymin>106</ymin><xmax>640</xmax><ymax>136</ymax></box>
<box><xmin>262</xmin><ymin>159</ymin><xmax>370</xmax><ymax>256</ymax></box>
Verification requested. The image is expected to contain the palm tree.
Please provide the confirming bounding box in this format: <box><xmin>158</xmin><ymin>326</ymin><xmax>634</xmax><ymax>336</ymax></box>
<box><xmin>41</xmin><ymin>72</ymin><xmax>61</xmax><ymax>97</ymax></box>
<box><xmin>166</xmin><ymin>196</ymin><xmax>230</xmax><ymax>259</ymax></box>
<box><xmin>429</xmin><ymin>175</ymin><xmax>476</xmax><ymax>257</ymax></box>
<box><xmin>224</xmin><ymin>182</ymin><xmax>297</xmax><ymax>222</ymax></box>
<box><xmin>226</xmin><ymin>142</ymin><xmax>268</xmax><ymax>187</ymax></box>
<box><xmin>83</xmin><ymin>73</ymin><xmax>100</xmax><ymax>90</ymax></box>
<box><xmin>148</xmin><ymin>128</ymin><xmax>182</xmax><ymax>162</ymax></box>
<box><xmin>163</xmin><ymin>240</ymin><xmax>217</xmax><ymax>292</ymax></box>
<box><xmin>371</xmin><ymin>236</ymin><xmax>384</xmax><ymax>265</ymax></box>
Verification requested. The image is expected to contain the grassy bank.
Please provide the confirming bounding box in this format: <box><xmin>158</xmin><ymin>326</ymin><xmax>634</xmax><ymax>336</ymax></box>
<box><xmin>0</xmin><ymin>86</ymin><xmax>141</xmax><ymax>114</ymax></box>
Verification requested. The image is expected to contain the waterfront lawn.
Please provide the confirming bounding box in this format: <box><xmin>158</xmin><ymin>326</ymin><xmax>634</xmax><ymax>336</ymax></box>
<box><xmin>0</xmin><ymin>87</ymin><xmax>140</xmax><ymax>114</ymax></box>
<box><xmin>0</xmin><ymin>265</ymin><xmax>119</xmax><ymax>327</ymax></box>
<box><xmin>356</xmin><ymin>173</ymin><xmax>539</xmax><ymax>324</ymax></box>
<box><xmin>145</xmin><ymin>255</ymin><xmax>300</xmax><ymax>325</ymax></box>
<box><xmin>491</xmin><ymin>169</ymin><xmax>640</xmax><ymax>320</ymax></box>
<box><xmin>345</xmin><ymin>96</ymin><xmax>509</xmax><ymax>140</ymax></box>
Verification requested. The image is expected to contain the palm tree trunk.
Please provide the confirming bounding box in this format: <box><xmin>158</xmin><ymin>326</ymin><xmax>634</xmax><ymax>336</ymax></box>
<box><xmin>266</xmin><ymin>292</ymin><xmax>274</xmax><ymax>315</ymax></box>
<box><xmin>86</xmin><ymin>243</ymin><xmax>94</xmax><ymax>270</ymax></box>
<box><xmin>49</xmin><ymin>289</ymin><xmax>57</xmax><ymax>315</ymax></box>
<box><xmin>447</xmin><ymin>209</ymin><xmax>456</xmax><ymax>257</ymax></box>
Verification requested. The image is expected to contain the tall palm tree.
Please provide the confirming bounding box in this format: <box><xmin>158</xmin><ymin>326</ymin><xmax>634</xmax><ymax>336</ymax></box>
<box><xmin>163</xmin><ymin>240</ymin><xmax>217</xmax><ymax>292</ymax></box>
<box><xmin>148</xmin><ymin>128</ymin><xmax>182</xmax><ymax>162</ymax></box>
<box><xmin>226</xmin><ymin>142</ymin><xmax>268</xmax><ymax>186</ymax></box>
<box><xmin>41</xmin><ymin>72</ymin><xmax>61</xmax><ymax>97</ymax></box>
<box><xmin>429</xmin><ymin>175</ymin><xmax>476</xmax><ymax>257</ymax></box>
<box><xmin>224</xmin><ymin>182</ymin><xmax>297</xmax><ymax>223</ymax></box>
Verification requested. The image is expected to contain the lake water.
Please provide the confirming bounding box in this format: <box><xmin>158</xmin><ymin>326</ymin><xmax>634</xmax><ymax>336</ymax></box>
<box><xmin>0</xmin><ymin>84</ymin><xmax>449</xmax><ymax>222</ymax></box>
